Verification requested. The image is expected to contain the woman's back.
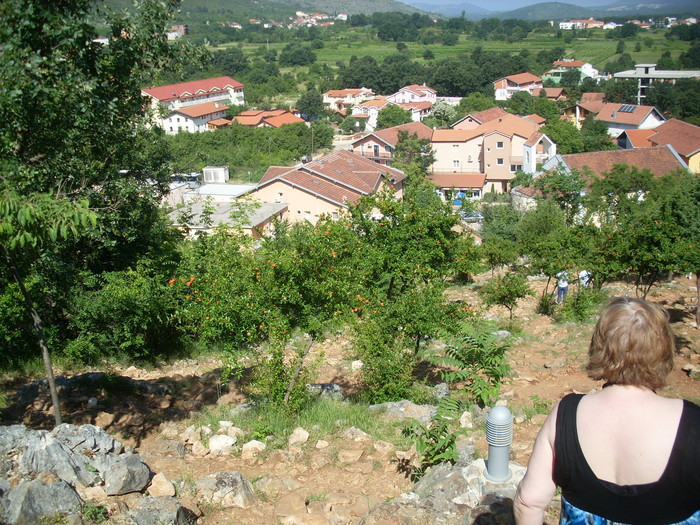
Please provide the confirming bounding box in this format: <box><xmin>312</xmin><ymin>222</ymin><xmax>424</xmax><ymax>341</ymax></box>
<box><xmin>576</xmin><ymin>385</ymin><xmax>683</xmax><ymax>486</ymax></box>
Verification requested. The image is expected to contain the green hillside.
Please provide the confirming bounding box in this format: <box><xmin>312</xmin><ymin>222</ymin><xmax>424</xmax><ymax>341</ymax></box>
<box><xmin>496</xmin><ymin>2</ymin><xmax>594</xmax><ymax>21</ymax></box>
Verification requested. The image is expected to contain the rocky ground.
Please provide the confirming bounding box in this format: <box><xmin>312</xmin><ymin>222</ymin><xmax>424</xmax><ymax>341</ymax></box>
<box><xmin>1</xmin><ymin>273</ymin><xmax>698</xmax><ymax>524</ymax></box>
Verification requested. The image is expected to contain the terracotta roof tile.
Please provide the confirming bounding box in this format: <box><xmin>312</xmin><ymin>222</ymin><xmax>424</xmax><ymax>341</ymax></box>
<box><xmin>647</xmin><ymin>119</ymin><xmax>700</xmax><ymax>157</ymax></box>
<box><xmin>256</xmin><ymin>150</ymin><xmax>406</xmax><ymax>206</ymax></box>
<box><xmin>427</xmin><ymin>173</ymin><xmax>486</xmax><ymax>188</ymax></box>
<box><xmin>370</xmin><ymin>122</ymin><xmax>433</xmax><ymax>147</ymax></box>
<box><xmin>143</xmin><ymin>76</ymin><xmax>243</xmax><ymax>102</ymax></box>
<box><xmin>174</xmin><ymin>101</ymin><xmax>229</xmax><ymax>118</ymax></box>
<box><xmin>594</xmin><ymin>103</ymin><xmax>661</xmax><ymax>126</ymax></box>
<box><xmin>525</xmin><ymin>113</ymin><xmax>547</xmax><ymax>125</ymax></box>
<box><xmin>469</xmin><ymin>107</ymin><xmax>508</xmax><ymax>124</ymax></box>
<box><xmin>553</xmin><ymin>60</ymin><xmax>586</xmax><ymax>67</ymax></box>
<box><xmin>501</xmin><ymin>72</ymin><xmax>543</xmax><ymax>85</ymax></box>
<box><xmin>560</xmin><ymin>145</ymin><xmax>686</xmax><ymax>182</ymax></box>
<box><xmin>261</xmin><ymin>113</ymin><xmax>305</xmax><ymax>128</ymax></box>
<box><xmin>397</xmin><ymin>101</ymin><xmax>433</xmax><ymax>111</ymax></box>
<box><xmin>620</xmin><ymin>128</ymin><xmax>655</xmax><ymax>148</ymax></box>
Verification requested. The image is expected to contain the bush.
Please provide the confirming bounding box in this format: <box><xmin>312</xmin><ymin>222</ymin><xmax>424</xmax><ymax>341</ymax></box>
<box><xmin>556</xmin><ymin>286</ymin><xmax>607</xmax><ymax>323</ymax></box>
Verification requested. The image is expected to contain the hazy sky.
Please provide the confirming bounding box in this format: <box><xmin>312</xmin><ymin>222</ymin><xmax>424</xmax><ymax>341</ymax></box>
<box><xmin>413</xmin><ymin>0</ymin><xmax>617</xmax><ymax>10</ymax></box>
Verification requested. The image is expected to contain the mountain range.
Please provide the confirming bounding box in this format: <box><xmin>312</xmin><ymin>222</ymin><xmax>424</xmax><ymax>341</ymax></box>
<box><xmin>399</xmin><ymin>0</ymin><xmax>700</xmax><ymax>19</ymax></box>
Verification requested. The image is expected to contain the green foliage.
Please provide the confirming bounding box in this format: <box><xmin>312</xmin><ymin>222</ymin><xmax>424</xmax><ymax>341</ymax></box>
<box><xmin>296</xmin><ymin>89</ymin><xmax>324</xmax><ymax>120</ymax></box>
<box><xmin>531</xmin><ymin>168</ymin><xmax>585</xmax><ymax>225</ymax></box>
<box><xmin>81</xmin><ymin>503</ymin><xmax>108</xmax><ymax>524</ymax></box>
<box><xmin>428</xmin><ymin>323</ymin><xmax>512</xmax><ymax>406</ymax></box>
<box><xmin>479</xmin><ymin>272</ymin><xmax>534</xmax><ymax>320</ymax></box>
<box><xmin>479</xmin><ymin>239</ymin><xmax>518</xmax><ymax>275</ymax></box>
<box><xmin>376</xmin><ymin>105</ymin><xmax>413</xmax><ymax>130</ymax></box>
<box><xmin>540</xmin><ymin>119</ymin><xmax>584</xmax><ymax>154</ymax></box>
<box><xmin>556</xmin><ymin>286</ymin><xmax>607</xmax><ymax>323</ymax></box>
<box><xmin>401</xmin><ymin>397</ymin><xmax>465</xmax><ymax>479</ymax></box>
<box><xmin>480</xmin><ymin>204</ymin><xmax>521</xmax><ymax>243</ymax></box>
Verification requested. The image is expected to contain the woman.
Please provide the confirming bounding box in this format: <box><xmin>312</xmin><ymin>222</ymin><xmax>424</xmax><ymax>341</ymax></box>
<box><xmin>514</xmin><ymin>297</ymin><xmax>700</xmax><ymax>525</ymax></box>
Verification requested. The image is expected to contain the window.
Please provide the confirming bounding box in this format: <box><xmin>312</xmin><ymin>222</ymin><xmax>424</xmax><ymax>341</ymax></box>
<box><xmin>510</xmin><ymin>164</ymin><xmax>522</xmax><ymax>172</ymax></box>
<box><xmin>453</xmin><ymin>160</ymin><xmax>461</xmax><ymax>169</ymax></box>
<box><xmin>332</xmin><ymin>212</ymin><xmax>339</xmax><ymax>220</ymax></box>
<box><xmin>497</xmin><ymin>158</ymin><xmax>504</xmax><ymax>165</ymax></box>
<box><xmin>467</xmin><ymin>155</ymin><xmax>473</xmax><ymax>163</ymax></box>
<box><xmin>452</xmin><ymin>144</ymin><xmax>459</xmax><ymax>151</ymax></box>
<box><xmin>384</xmin><ymin>146</ymin><xmax>391</xmax><ymax>153</ymax></box>
<box><xmin>497</xmin><ymin>141</ymin><xmax>504</xmax><ymax>149</ymax></box>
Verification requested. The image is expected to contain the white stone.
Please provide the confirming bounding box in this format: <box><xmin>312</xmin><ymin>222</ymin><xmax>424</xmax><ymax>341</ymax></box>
<box><xmin>350</xmin><ymin>360</ymin><xmax>364</xmax><ymax>371</ymax></box>
<box><xmin>315</xmin><ymin>440</ymin><xmax>329</xmax><ymax>449</ymax></box>
<box><xmin>288</xmin><ymin>427</ymin><xmax>309</xmax><ymax>447</ymax></box>
<box><xmin>209</xmin><ymin>434</ymin><xmax>236</xmax><ymax>452</ymax></box>
<box><xmin>241</xmin><ymin>440</ymin><xmax>266</xmax><ymax>459</ymax></box>
<box><xmin>459</xmin><ymin>411</ymin><xmax>473</xmax><ymax>429</ymax></box>
<box><xmin>226</xmin><ymin>426</ymin><xmax>245</xmax><ymax>439</ymax></box>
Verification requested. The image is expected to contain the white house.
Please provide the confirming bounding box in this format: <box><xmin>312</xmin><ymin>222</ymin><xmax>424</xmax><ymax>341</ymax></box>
<box><xmin>614</xmin><ymin>63</ymin><xmax>700</xmax><ymax>104</ymax></box>
<box><xmin>386</xmin><ymin>84</ymin><xmax>437</xmax><ymax>105</ymax></box>
<box><xmin>594</xmin><ymin>103</ymin><xmax>666</xmax><ymax>138</ymax></box>
<box><xmin>163</xmin><ymin>102</ymin><xmax>230</xmax><ymax>135</ymax></box>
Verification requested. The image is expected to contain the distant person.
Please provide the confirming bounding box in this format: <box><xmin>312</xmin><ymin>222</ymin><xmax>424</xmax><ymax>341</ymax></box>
<box><xmin>556</xmin><ymin>270</ymin><xmax>569</xmax><ymax>303</ymax></box>
<box><xmin>578</xmin><ymin>269</ymin><xmax>591</xmax><ymax>288</ymax></box>
<box><xmin>514</xmin><ymin>297</ymin><xmax>700</xmax><ymax>525</ymax></box>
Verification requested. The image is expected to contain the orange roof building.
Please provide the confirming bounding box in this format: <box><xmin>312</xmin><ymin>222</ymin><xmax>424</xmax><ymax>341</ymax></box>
<box><xmin>493</xmin><ymin>72</ymin><xmax>543</xmax><ymax>101</ymax></box>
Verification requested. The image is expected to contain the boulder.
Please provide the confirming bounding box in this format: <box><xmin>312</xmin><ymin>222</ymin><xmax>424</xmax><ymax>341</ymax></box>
<box><xmin>195</xmin><ymin>471</ymin><xmax>256</xmax><ymax>508</ymax></box>
<box><xmin>19</xmin><ymin>430</ymin><xmax>98</xmax><ymax>487</ymax></box>
<box><xmin>4</xmin><ymin>479</ymin><xmax>81</xmax><ymax>525</ymax></box>
<box><xmin>147</xmin><ymin>473</ymin><xmax>176</xmax><ymax>497</ymax></box>
<box><xmin>126</xmin><ymin>496</ymin><xmax>198</xmax><ymax>525</ymax></box>
<box><xmin>208</xmin><ymin>434</ymin><xmax>236</xmax><ymax>453</ymax></box>
<box><xmin>98</xmin><ymin>453</ymin><xmax>151</xmax><ymax>495</ymax></box>
<box><xmin>287</xmin><ymin>427</ymin><xmax>309</xmax><ymax>447</ymax></box>
<box><xmin>241</xmin><ymin>440</ymin><xmax>266</xmax><ymax>459</ymax></box>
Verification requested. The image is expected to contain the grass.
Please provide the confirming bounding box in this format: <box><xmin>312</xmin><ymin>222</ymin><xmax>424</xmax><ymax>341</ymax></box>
<box><xmin>214</xmin><ymin>27</ymin><xmax>692</xmax><ymax>76</ymax></box>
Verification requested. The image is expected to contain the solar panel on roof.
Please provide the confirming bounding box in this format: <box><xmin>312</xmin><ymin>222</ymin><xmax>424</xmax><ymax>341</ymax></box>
<box><xmin>619</xmin><ymin>105</ymin><xmax>636</xmax><ymax>113</ymax></box>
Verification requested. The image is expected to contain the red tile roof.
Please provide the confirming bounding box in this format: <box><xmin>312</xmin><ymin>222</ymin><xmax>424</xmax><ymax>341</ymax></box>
<box><xmin>503</xmin><ymin>72</ymin><xmax>543</xmax><ymax>85</ymax></box>
<box><xmin>143</xmin><ymin>76</ymin><xmax>243</xmax><ymax>103</ymax></box>
<box><xmin>553</xmin><ymin>60</ymin><xmax>586</xmax><ymax>68</ymax></box>
<box><xmin>535</xmin><ymin>87</ymin><xmax>566</xmax><ymax>99</ymax></box>
<box><xmin>174</xmin><ymin>101</ymin><xmax>229</xmax><ymax>118</ymax></box>
<box><xmin>469</xmin><ymin>107</ymin><xmax>508</xmax><ymax>124</ymax></box>
<box><xmin>620</xmin><ymin>128</ymin><xmax>655</xmax><ymax>148</ymax></box>
<box><xmin>647</xmin><ymin>119</ymin><xmax>700</xmax><ymax>157</ymax></box>
<box><xmin>370</xmin><ymin>121</ymin><xmax>433</xmax><ymax>147</ymax></box>
<box><xmin>427</xmin><ymin>173</ymin><xmax>486</xmax><ymax>189</ymax></box>
<box><xmin>397</xmin><ymin>101</ymin><xmax>433</xmax><ymax>111</ymax></box>
<box><xmin>561</xmin><ymin>145</ymin><xmax>687</xmax><ymax>181</ymax></box>
<box><xmin>261</xmin><ymin>113</ymin><xmax>305</xmax><ymax>128</ymax></box>
<box><xmin>256</xmin><ymin>150</ymin><xmax>406</xmax><ymax>206</ymax></box>
<box><xmin>594</xmin><ymin>103</ymin><xmax>662</xmax><ymax>126</ymax></box>
<box><xmin>525</xmin><ymin>113</ymin><xmax>547</xmax><ymax>125</ymax></box>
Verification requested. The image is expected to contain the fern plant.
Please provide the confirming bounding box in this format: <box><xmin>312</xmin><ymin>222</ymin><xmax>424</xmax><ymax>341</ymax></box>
<box><xmin>428</xmin><ymin>324</ymin><xmax>511</xmax><ymax>406</ymax></box>
<box><xmin>401</xmin><ymin>397</ymin><xmax>465</xmax><ymax>480</ymax></box>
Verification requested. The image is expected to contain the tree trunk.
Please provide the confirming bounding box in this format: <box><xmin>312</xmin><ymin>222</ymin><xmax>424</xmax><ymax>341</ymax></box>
<box><xmin>284</xmin><ymin>336</ymin><xmax>314</xmax><ymax>405</ymax></box>
<box><xmin>696</xmin><ymin>274</ymin><xmax>699</xmax><ymax>327</ymax></box>
<box><xmin>3</xmin><ymin>249</ymin><xmax>62</xmax><ymax>426</ymax></box>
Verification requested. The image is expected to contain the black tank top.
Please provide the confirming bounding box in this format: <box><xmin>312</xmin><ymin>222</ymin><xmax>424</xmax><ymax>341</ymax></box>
<box><xmin>553</xmin><ymin>393</ymin><xmax>700</xmax><ymax>525</ymax></box>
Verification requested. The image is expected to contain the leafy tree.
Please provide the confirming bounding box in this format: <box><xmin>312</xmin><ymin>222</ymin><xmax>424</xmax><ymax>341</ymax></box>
<box><xmin>296</xmin><ymin>89</ymin><xmax>324</xmax><ymax>120</ymax></box>
<box><xmin>425</xmin><ymin>101</ymin><xmax>458</xmax><ymax>128</ymax></box>
<box><xmin>423</xmin><ymin>49</ymin><xmax>435</xmax><ymax>60</ymax></box>
<box><xmin>376</xmin><ymin>105</ymin><xmax>413</xmax><ymax>130</ymax></box>
<box><xmin>278</xmin><ymin>43</ymin><xmax>316</xmax><ymax>67</ymax></box>
<box><xmin>616</xmin><ymin>40</ymin><xmax>626</xmax><ymax>54</ymax></box>
<box><xmin>560</xmin><ymin>68</ymin><xmax>582</xmax><ymax>87</ymax></box>
<box><xmin>532</xmin><ymin>167</ymin><xmax>586</xmax><ymax>224</ymax></box>
<box><xmin>457</xmin><ymin>92</ymin><xmax>497</xmax><ymax>114</ymax></box>
<box><xmin>480</xmin><ymin>204</ymin><xmax>521</xmax><ymax>243</ymax></box>
<box><xmin>479</xmin><ymin>272</ymin><xmax>534</xmax><ymax>320</ymax></box>
<box><xmin>541</xmin><ymin>119</ymin><xmax>584</xmax><ymax>154</ymax></box>
<box><xmin>211</xmin><ymin>48</ymin><xmax>249</xmax><ymax>76</ymax></box>
<box><xmin>581</xmin><ymin>116</ymin><xmax>616</xmax><ymax>152</ymax></box>
<box><xmin>392</xmin><ymin>131</ymin><xmax>435</xmax><ymax>175</ymax></box>
<box><xmin>480</xmin><ymin>239</ymin><xmax>518</xmax><ymax>275</ymax></box>
<box><xmin>0</xmin><ymin>0</ymin><xmax>194</xmax><ymax>422</ymax></box>
<box><xmin>645</xmin><ymin>79</ymin><xmax>700</xmax><ymax>121</ymax></box>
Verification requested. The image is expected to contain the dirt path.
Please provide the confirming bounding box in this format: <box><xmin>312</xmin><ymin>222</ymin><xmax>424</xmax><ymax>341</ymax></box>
<box><xmin>2</xmin><ymin>274</ymin><xmax>698</xmax><ymax>523</ymax></box>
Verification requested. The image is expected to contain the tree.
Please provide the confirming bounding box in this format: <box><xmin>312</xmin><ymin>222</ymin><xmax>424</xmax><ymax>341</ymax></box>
<box><xmin>296</xmin><ymin>90</ymin><xmax>324</xmax><ymax>120</ymax></box>
<box><xmin>616</xmin><ymin>40</ymin><xmax>626</xmax><ymax>54</ymax></box>
<box><xmin>423</xmin><ymin>49</ymin><xmax>435</xmax><ymax>60</ymax></box>
<box><xmin>393</xmin><ymin>131</ymin><xmax>435</xmax><ymax>175</ymax></box>
<box><xmin>541</xmin><ymin>119</ymin><xmax>584</xmax><ymax>154</ymax></box>
<box><xmin>581</xmin><ymin>116</ymin><xmax>616</xmax><ymax>152</ymax></box>
<box><xmin>376</xmin><ymin>105</ymin><xmax>413</xmax><ymax>130</ymax></box>
<box><xmin>0</xmin><ymin>0</ymin><xmax>194</xmax><ymax>423</ymax></box>
<box><xmin>457</xmin><ymin>92</ymin><xmax>497</xmax><ymax>114</ymax></box>
<box><xmin>479</xmin><ymin>272</ymin><xmax>534</xmax><ymax>320</ymax></box>
<box><xmin>560</xmin><ymin>68</ymin><xmax>582</xmax><ymax>87</ymax></box>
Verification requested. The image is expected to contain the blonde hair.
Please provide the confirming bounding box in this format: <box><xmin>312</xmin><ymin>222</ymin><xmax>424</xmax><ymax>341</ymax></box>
<box><xmin>586</xmin><ymin>297</ymin><xmax>674</xmax><ymax>390</ymax></box>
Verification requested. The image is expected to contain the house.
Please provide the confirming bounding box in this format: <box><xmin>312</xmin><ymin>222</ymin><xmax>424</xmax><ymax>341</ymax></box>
<box><xmin>142</xmin><ymin>76</ymin><xmax>245</xmax><ymax>112</ymax></box>
<box><xmin>534</xmin><ymin>87</ymin><xmax>568</xmax><ymax>101</ymax></box>
<box><xmin>618</xmin><ymin>119</ymin><xmax>700</xmax><ymax>174</ymax></box>
<box><xmin>493</xmin><ymin>73</ymin><xmax>544</xmax><ymax>101</ymax></box>
<box><xmin>351</xmin><ymin>97</ymin><xmax>390</xmax><ymax>132</ymax></box>
<box><xmin>543</xmin><ymin>60</ymin><xmax>599</xmax><ymax>84</ymax></box>
<box><xmin>202</xmin><ymin>166</ymin><xmax>229</xmax><ymax>184</ymax></box>
<box><xmin>559</xmin><ymin>18</ymin><xmax>604</xmax><ymax>29</ymax></box>
<box><xmin>524</xmin><ymin>114</ymin><xmax>547</xmax><ymax>127</ymax></box>
<box><xmin>452</xmin><ymin>107</ymin><xmax>509</xmax><ymax>130</ymax></box>
<box><xmin>169</xmin><ymin>200</ymin><xmax>287</xmax><ymax>239</ymax></box>
<box><xmin>396</xmin><ymin>101</ymin><xmax>433</xmax><ymax>122</ymax></box>
<box><xmin>614</xmin><ymin>64</ymin><xmax>700</xmax><ymax>104</ymax></box>
<box><xmin>142</xmin><ymin>76</ymin><xmax>244</xmax><ymax>132</ymax></box>
<box><xmin>249</xmin><ymin>150</ymin><xmax>407</xmax><ymax>225</ymax></box>
<box><xmin>513</xmin><ymin>145</ymin><xmax>689</xmax><ymax>211</ymax></box>
<box><xmin>427</xmin><ymin>173</ymin><xmax>487</xmax><ymax>204</ymax></box>
<box><xmin>386</xmin><ymin>84</ymin><xmax>438</xmax><ymax>105</ymax></box>
<box><xmin>323</xmin><ymin>87</ymin><xmax>375</xmax><ymax>113</ymax></box>
<box><xmin>233</xmin><ymin>109</ymin><xmax>305</xmax><ymax>128</ymax></box>
<box><xmin>562</xmin><ymin>92</ymin><xmax>606</xmax><ymax>129</ymax></box>
<box><xmin>594</xmin><ymin>103</ymin><xmax>666</xmax><ymax>138</ymax></box>
<box><xmin>351</xmin><ymin>121</ymin><xmax>433</xmax><ymax>166</ymax></box>
<box><xmin>163</xmin><ymin>102</ymin><xmax>230</xmax><ymax>134</ymax></box>
<box><xmin>431</xmin><ymin>113</ymin><xmax>557</xmax><ymax>194</ymax></box>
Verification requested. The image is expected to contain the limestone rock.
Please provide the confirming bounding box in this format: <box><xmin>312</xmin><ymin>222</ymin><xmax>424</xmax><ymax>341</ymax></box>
<box><xmin>241</xmin><ymin>440</ymin><xmax>266</xmax><ymax>459</ymax></box>
<box><xmin>100</xmin><ymin>453</ymin><xmax>151</xmax><ymax>496</ymax></box>
<box><xmin>208</xmin><ymin>434</ymin><xmax>236</xmax><ymax>453</ymax></box>
<box><xmin>195</xmin><ymin>471</ymin><xmax>256</xmax><ymax>508</ymax></box>
<box><xmin>340</xmin><ymin>426</ymin><xmax>372</xmax><ymax>442</ymax></box>
<box><xmin>126</xmin><ymin>496</ymin><xmax>198</xmax><ymax>525</ymax></box>
<box><xmin>4</xmin><ymin>479</ymin><xmax>82</xmax><ymax>525</ymax></box>
<box><xmin>288</xmin><ymin>427</ymin><xmax>309</xmax><ymax>447</ymax></box>
<box><xmin>147</xmin><ymin>473</ymin><xmax>176</xmax><ymax>497</ymax></box>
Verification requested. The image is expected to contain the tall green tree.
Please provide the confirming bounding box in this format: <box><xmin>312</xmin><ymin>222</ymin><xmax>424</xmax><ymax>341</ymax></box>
<box><xmin>376</xmin><ymin>105</ymin><xmax>413</xmax><ymax>130</ymax></box>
